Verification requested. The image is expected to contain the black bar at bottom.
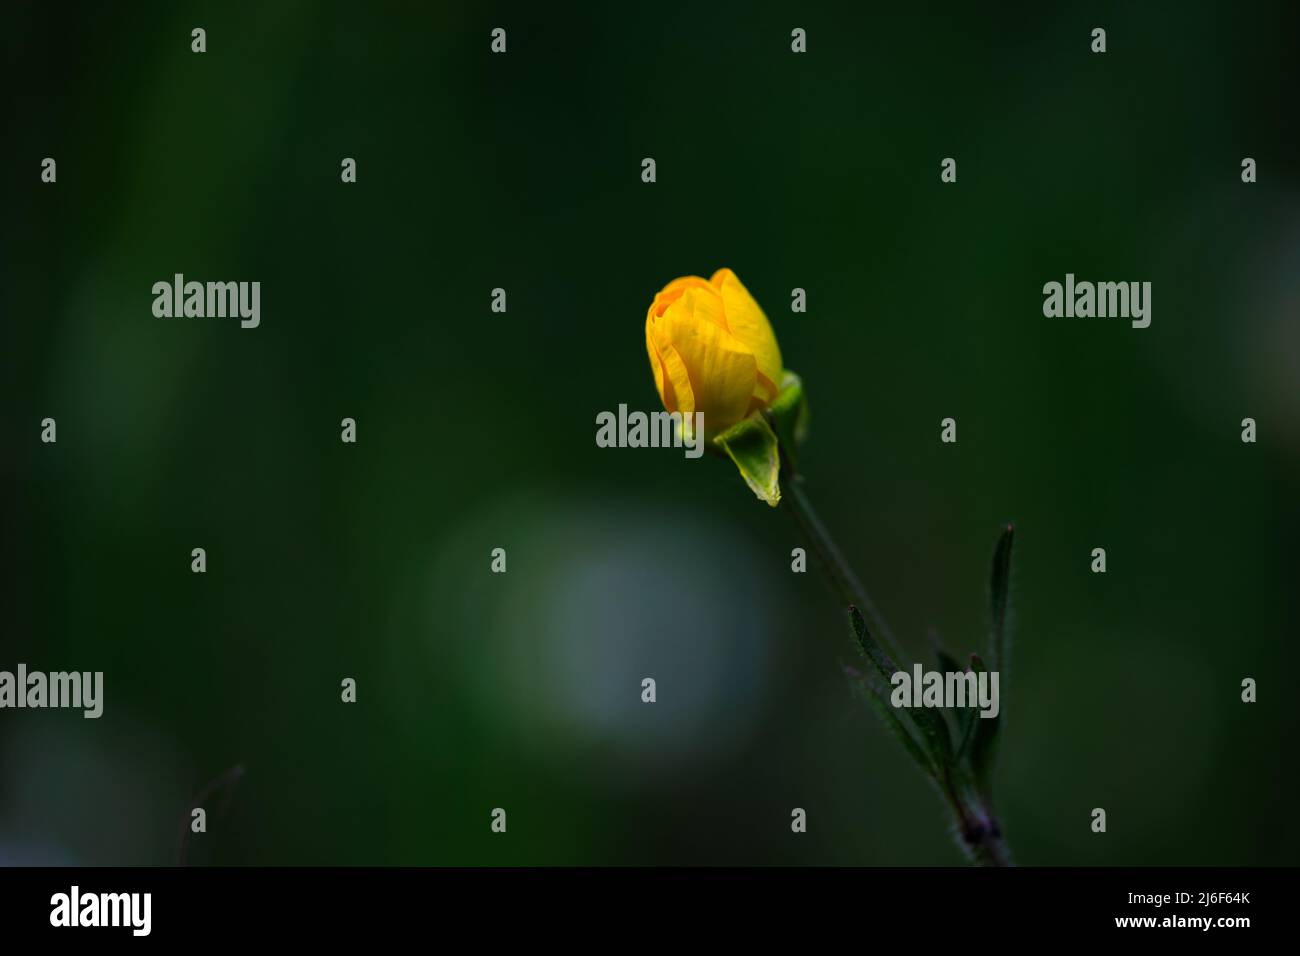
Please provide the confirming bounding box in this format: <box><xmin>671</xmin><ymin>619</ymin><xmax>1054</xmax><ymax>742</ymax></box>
<box><xmin>0</xmin><ymin>866</ymin><xmax>1276</xmax><ymax>941</ymax></box>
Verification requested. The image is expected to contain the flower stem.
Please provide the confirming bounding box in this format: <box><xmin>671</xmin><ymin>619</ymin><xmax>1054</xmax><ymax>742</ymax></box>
<box><xmin>782</xmin><ymin>474</ymin><xmax>1014</xmax><ymax>867</ymax></box>
<box><xmin>783</xmin><ymin>476</ymin><xmax>905</xmax><ymax>666</ymax></box>
<box><xmin>953</xmin><ymin>789</ymin><xmax>1013</xmax><ymax>867</ymax></box>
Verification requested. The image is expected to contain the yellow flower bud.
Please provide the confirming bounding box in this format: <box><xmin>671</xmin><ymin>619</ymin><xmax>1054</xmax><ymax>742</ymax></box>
<box><xmin>644</xmin><ymin>268</ymin><xmax>783</xmax><ymax>438</ymax></box>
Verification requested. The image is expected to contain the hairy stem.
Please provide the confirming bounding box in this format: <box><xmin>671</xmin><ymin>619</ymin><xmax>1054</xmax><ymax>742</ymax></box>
<box><xmin>952</xmin><ymin>789</ymin><xmax>1013</xmax><ymax>867</ymax></box>
<box><xmin>783</xmin><ymin>475</ymin><xmax>1013</xmax><ymax>867</ymax></box>
<box><xmin>784</xmin><ymin>477</ymin><xmax>905</xmax><ymax>665</ymax></box>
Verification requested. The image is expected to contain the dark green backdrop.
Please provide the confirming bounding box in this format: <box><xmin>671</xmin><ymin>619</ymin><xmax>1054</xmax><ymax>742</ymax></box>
<box><xmin>3</xmin><ymin>1</ymin><xmax>1298</xmax><ymax>865</ymax></box>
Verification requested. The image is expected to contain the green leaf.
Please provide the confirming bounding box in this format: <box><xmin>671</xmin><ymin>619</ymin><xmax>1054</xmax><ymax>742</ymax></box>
<box><xmin>925</xmin><ymin>636</ymin><xmax>977</xmax><ymax>765</ymax></box>
<box><xmin>933</xmin><ymin>643</ymin><xmax>961</xmax><ymax>676</ymax></box>
<box><xmin>972</xmin><ymin>522</ymin><xmax>1014</xmax><ymax>795</ymax></box>
<box><xmin>967</xmin><ymin>652</ymin><xmax>1000</xmax><ymax>795</ymax></box>
<box><xmin>847</xmin><ymin>605</ymin><xmax>897</xmax><ymax>682</ymax></box>
<box><xmin>713</xmin><ymin>411</ymin><xmax>782</xmax><ymax>506</ymax></box>
<box><xmin>955</xmin><ymin>662</ymin><xmax>981</xmax><ymax>761</ymax></box>
<box><xmin>926</xmin><ymin>637</ymin><xmax>976</xmax><ymax>762</ymax></box>
<box><xmin>988</xmin><ymin>523</ymin><xmax>1015</xmax><ymax>674</ymax></box>
<box><xmin>766</xmin><ymin>369</ymin><xmax>810</xmax><ymax>467</ymax></box>
<box><xmin>907</xmin><ymin>703</ymin><xmax>955</xmax><ymax>773</ymax></box>
<box><xmin>844</xmin><ymin>624</ymin><xmax>936</xmax><ymax>780</ymax></box>
<box><xmin>849</xmin><ymin>606</ymin><xmax>953</xmax><ymax>773</ymax></box>
<box><xmin>859</xmin><ymin>676</ymin><xmax>939</xmax><ymax>780</ymax></box>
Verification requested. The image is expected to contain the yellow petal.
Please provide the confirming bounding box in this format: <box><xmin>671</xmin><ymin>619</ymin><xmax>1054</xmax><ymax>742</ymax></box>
<box><xmin>658</xmin><ymin>341</ymin><xmax>695</xmax><ymax>418</ymax></box>
<box><xmin>710</xmin><ymin>268</ymin><xmax>782</xmax><ymax>399</ymax></box>
<box><xmin>645</xmin><ymin>319</ymin><xmax>668</xmax><ymax>409</ymax></box>
<box><xmin>658</xmin><ymin>275</ymin><xmax>713</xmax><ymax>301</ymax></box>
<box><xmin>659</xmin><ymin>288</ymin><xmax>757</xmax><ymax>434</ymax></box>
<box><xmin>650</xmin><ymin>277</ymin><xmax>733</xmax><ymax>332</ymax></box>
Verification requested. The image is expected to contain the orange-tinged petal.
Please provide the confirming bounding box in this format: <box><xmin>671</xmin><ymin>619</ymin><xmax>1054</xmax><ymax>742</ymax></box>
<box><xmin>650</xmin><ymin>275</ymin><xmax>714</xmax><ymax>320</ymax></box>
<box><xmin>659</xmin><ymin>275</ymin><xmax>713</xmax><ymax>299</ymax></box>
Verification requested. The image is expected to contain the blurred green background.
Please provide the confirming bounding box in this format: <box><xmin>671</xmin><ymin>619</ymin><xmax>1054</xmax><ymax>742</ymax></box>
<box><xmin>3</xmin><ymin>1</ymin><xmax>1298</xmax><ymax>865</ymax></box>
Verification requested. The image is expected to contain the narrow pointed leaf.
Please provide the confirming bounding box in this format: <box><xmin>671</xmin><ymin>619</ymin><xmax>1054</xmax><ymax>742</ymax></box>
<box><xmin>847</xmin><ymin>605</ymin><xmax>897</xmax><ymax>682</ymax></box>
<box><xmin>955</xmin><ymin>661</ymin><xmax>982</xmax><ymax>760</ymax></box>
<box><xmin>988</xmin><ymin>523</ymin><xmax>1014</xmax><ymax>674</ymax></box>
<box><xmin>967</xmin><ymin>652</ymin><xmax>1000</xmax><ymax>795</ymax></box>
<box><xmin>907</xmin><ymin>703</ymin><xmax>955</xmax><ymax>772</ymax></box>
<box><xmin>933</xmin><ymin>644</ymin><xmax>961</xmax><ymax>675</ymax></box>
<box><xmin>846</xmin><ymin>666</ymin><xmax>938</xmax><ymax>780</ymax></box>
<box><xmin>849</xmin><ymin>606</ymin><xmax>953</xmax><ymax>772</ymax></box>
<box><xmin>929</xmin><ymin>639</ymin><xmax>977</xmax><ymax>763</ymax></box>
<box><xmin>954</xmin><ymin>679</ymin><xmax>978</xmax><ymax>761</ymax></box>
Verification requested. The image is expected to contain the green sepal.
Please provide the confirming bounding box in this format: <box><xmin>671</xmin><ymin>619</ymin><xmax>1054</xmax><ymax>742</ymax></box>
<box><xmin>713</xmin><ymin>411</ymin><xmax>782</xmax><ymax>506</ymax></box>
<box><xmin>766</xmin><ymin>370</ymin><xmax>810</xmax><ymax>468</ymax></box>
